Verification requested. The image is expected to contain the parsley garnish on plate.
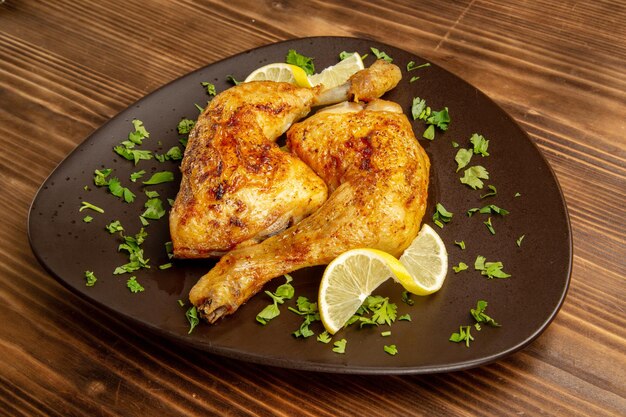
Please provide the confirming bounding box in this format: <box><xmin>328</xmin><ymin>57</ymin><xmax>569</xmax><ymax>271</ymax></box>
<box><xmin>433</xmin><ymin>203</ymin><xmax>453</xmax><ymax>228</ymax></box>
<box><xmin>470</xmin><ymin>133</ymin><xmax>490</xmax><ymax>156</ymax></box>
<box><xmin>84</xmin><ymin>270</ymin><xmax>97</xmax><ymax>287</ymax></box>
<box><xmin>113</xmin><ymin>227</ymin><xmax>150</xmax><ymax>275</ymax></box>
<box><xmin>285</xmin><ymin>49</ymin><xmax>315</xmax><ymax>75</ymax></box>
<box><xmin>201</xmin><ymin>81</ymin><xmax>216</xmax><ymax>96</ymax></box>
<box><xmin>140</xmin><ymin>197</ymin><xmax>166</xmax><ymax>224</ymax></box>
<box><xmin>113</xmin><ymin>119</ymin><xmax>153</xmax><ymax>165</ymax></box>
<box><xmin>470</xmin><ymin>300</ymin><xmax>500</xmax><ymax>327</ymax></box>
<box><xmin>316</xmin><ymin>331</ymin><xmax>332</xmax><ymax>344</ymax></box>
<box><xmin>384</xmin><ymin>344</ymin><xmax>398</xmax><ymax>355</ymax></box>
<box><xmin>449</xmin><ymin>325</ymin><xmax>474</xmax><ymax>347</ymax></box>
<box><xmin>370</xmin><ymin>47</ymin><xmax>393</xmax><ymax>63</ymax></box>
<box><xmin>256</xmin><ymin>275</ymin><xmax>295</xmax><ymax>325</ymax></box>
<box><xmin>177</xmin><ymin>118</ymin><xmax>195</xmax><ymax>134</ymax></box>
<box><xmin>126</xmin><ymin>276</ymin><xmax>145</xmax><ymax>293</ymax></box>
<box><xmin>516</xmin><ymin>235</ymin><xmax>526</xmax><ymax>247</ymax></box>
<box><xmin>79</xmin><ymin>201</ymin><xmax>104</xmax><ymax>213</ymax></box>
<box><xmin>474</xmin><ymin>255</ymin><xmax>511</xmax><ymax>279</ymax></box>
<box><xmin>225</xmin><ymin>75</ymin><xmax>241</xmax><ymax>85</ymax></box>
<box><xmin>142</xmin><ymin>171</ymin><xmax>174</xmax><ymax>185</ymax></box>
<box><xmin>453</xmin><ymin>262</ymin><xmax>468</xmax><ymax>273</ymax></box>
<box><xmin>407</xmin><ymin>61</ymin><xmax>430</xmax><ymax>71</ymax></box>
<box><xmin>332</xmin><ymin>339</ymin><xmax>347</xmax><ymax>354</ymax></box>
<box><xmin>288</xmin><ymin>295</ymin><xmax>320</xmax><ymax>338</ymax></box>
<box><xmin>186</xmin><ymin>306</ymin><xmax>199</xmax><ymax>334</ymax></box>
<box><xmin>455</xmin><ymin>148</ymin><xmax>473</xmax><ymax>172</ymax></box>
<box><xmin>480</xmin><ymin>185</ymin><xmax>497</xmax><ymax>199</ymax></box>
<box><xmin>460</xmin><ymin>165</ymin><xmax>489</xmax><ymax>189</ymax></box>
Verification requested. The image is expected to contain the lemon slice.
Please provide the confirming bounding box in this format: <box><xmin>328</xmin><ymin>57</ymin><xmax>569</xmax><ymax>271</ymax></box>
<box><xmin>398</xmin><ymin>224</ymin><xmax>448</xmax><ymax>296</ymax></box>
<box><xmin>318</xmin><ymin>248</ymin><xmax>412</xmax><ymax>334</ymax></box>
<box><xmin>318</xmin><ymin>224</ymin><xmax>448</xmax><ymax>334</ymax></box>
<box><xmin>244</xmin><ymin>63</ymin><xmax>311</xmax><ymax>87</ymax></box>
<box><xmin>308</xmin><ymin>52</ymin><xmax>364</xmax><ymax>90</ymax></box>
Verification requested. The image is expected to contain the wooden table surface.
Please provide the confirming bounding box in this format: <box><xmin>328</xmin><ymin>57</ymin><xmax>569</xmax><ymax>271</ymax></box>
<box><xmin>1</xmin><ymin>1</ymin><xmax>625</xmax><ymax>415</ymax></box>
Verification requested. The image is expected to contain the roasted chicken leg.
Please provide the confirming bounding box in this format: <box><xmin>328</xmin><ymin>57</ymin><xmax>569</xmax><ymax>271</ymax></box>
<box><xmin>170</xmin><ymin>60</ymin><xmax>401</xmax><ymax>258</ymax></box>
<box><xmin>189</xmin><ymin>98</ymin><xmax>430</xmax><ymax>322</ymax></box>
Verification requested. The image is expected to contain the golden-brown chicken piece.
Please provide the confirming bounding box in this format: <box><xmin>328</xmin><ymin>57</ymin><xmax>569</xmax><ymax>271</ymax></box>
<box><xmin>170</xmin><ymin>60</ymin><xmax>401</xmax><ymax>258</ymax></box>
<box><xmin>190</xmin><ymin>99</ymin><xmax>430</xmax><ymax>322</ymax></box>
<box><xmin>169</xmin><ymin>82</ymin><xmax>328</xmax><ymax>258</ymax></box>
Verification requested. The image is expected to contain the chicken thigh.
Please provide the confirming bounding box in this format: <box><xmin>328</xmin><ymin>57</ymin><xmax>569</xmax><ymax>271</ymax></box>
<box><xmin>189</xmin><ymin>99</ymin><xmax>430</xmax><ymax>322</ymax></box>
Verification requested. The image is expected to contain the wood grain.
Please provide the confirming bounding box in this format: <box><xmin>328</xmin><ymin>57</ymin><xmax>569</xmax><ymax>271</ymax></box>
<box><xmin>1</xmin><ymin>0</ymin><xmax>625</xmax><ymax>416</ymax></box>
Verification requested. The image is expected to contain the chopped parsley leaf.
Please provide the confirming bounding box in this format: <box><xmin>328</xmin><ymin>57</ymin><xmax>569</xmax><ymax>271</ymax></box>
<box><xmin>423</xmin><ymin>124</ymin><xmax>435</xmax><ymax>140</ymax></box>
<box><xmin>470</xmin><ymin>300</ymin><xmax>500</xmax><ymax>327</ymax></box>
<box><xmin>484</xmin><ymin>217</ymin><xmax>496</xmax><ymax>235</ymax></box>
<box><xmin>470</xmin><ymin>133</ymin><xmax>490</xmax><ymax>156</ymax></box>
<box><xmin>516</xmin><ymin>235</ymin><xmax>525</xmax><ymax>247</ymax></box>
<box><xmin>332</xmin><ymin>339</ymin><xmax>347</xmax><ymax>354</ymax></box>
<box><xmin>113</xmin><ymin>227</ymin><xmax>150</xmax><ymax>275</ymax></box>
<box><xmin>140</xmin><ymin>198</ymin><xmax>166</xmax><ymax>221</ymax></box>
<box><xmin>449</xmin><ymin>325</ymin><xmax>474</xmax><ymax>347</ymax></box>
<box><xmin>455</xmin><ymin>148</ymin><xmax>473</xmax><ymax>172</ymax></box>
<box><xmin>411</xmin><ymin>97</ymin><xmax>427</xmax><ymax>120</ymax></box>
<box><xmin>84</xmin><ymin>270</ymin><xmax>97</xmax><ymax>287</ymax></box>
<box><xmin>285</xmin><ymin>49</ymin><xmax>315</xmax><ymax>75</ymax></box>
<box><xmin>317</xmin><ymin>331</ymin><xmax>332</xmax><ymax>344</ymax></box>
<box><xmin>143</xmin><ymin>171</ymin><xmax>174</xmax><ymax>185</ymax></box>
<box><xmin>126</xmin><ymin>276</ymin><xmax>145</xmax><ymax>293</ymax></box>
<box><xmin>433</xmin><ymin>203</ymin><xmax>453</xmax><ymax>228</ymax></box>
<box><xmin>186</xmin><ymin>306</ymin><xmax>199</xmax><ymax>334</ymax></box>
<box><xmin>106</xmin><ymin>220</ymin><xmax>124</xmax><ymax>234</ymax></box>
<box><xmin>108</xmin><ymin>177</ymin><xmax>136</xmax><ymax>203</ymax></box>
<box><xmin>256</xmin><ymin>275</ymin><xmax>295</xmax><ymax>325</ymax></box>
<box><xmin>475</xmin><ymin>255</ymin><xmax>511</xmax><ymax>279</ymax></box>
<box><xmin>398</xmin><ymin>314</ymin><xmax>412</xmax><ymax>321</ymax></box>
<box><xmin>127</xmin><ymin>119</ymin><xmax>150</xmax><ymax>145</ymax></box>
<box><xmin>381</xmin><ymin>331</ymin><xmax>391</xmax><ymax>337</ymax></box>
<box><xmin>226</xmin><ymin>75</ymin><xmax>241</xmax><ymax>85</ymax></box>
<box><xmin>94</xmin><ymin>168</ymin><xmax>112</xmax><ymax>186</ymax></box>
<box><xmin>409</xmin><ymin>76</ymin><xmax>420</xmax><ymax>82</ymax></box>
<box><xmin>460</xmin><ymin>165</ymin><xmax>489</xmax><ymax>189</ymax></box>
<box><xmin>453</xmin><ymin>262</ymin><xmax>469</xmax><ymax>273</ymax></box>
<box><xmin>383</xmin><ymin>344</ymin><xmax>398</xmax><ymax>355</ymax></box>
<box><xmin>455</xmin><ymin>240</ymin><xmax>466</xmax><ymax>250</ymax></box>
<box><xmin>114</xmin><ymin>145</ymin><xmax>153</xmax><ymax>165</ymax></box>
<box><xmin>426</xmin><ymin>107</ymin><xmax>450</xmax><ymax>131</ymax></box>
<box><xmin>130</xmin><ymin>170</ymin><xmax>146</xmax><ymax>182</ymax></box>
<box><xmin>407</xmin><ymin>61</ymin><xmax>430</xmax><ymax>71</ymax></box>
<box><xmin>480</xmin><ymin>185</ymin><xmax>497</xmax><ymax>199</ymax></box>
<box><xmin>370</xmin><ymin>47</ymin><xmax>393</xmax><ymax>63</ymax></box>
<box><xmin>79</xmin><ymin>201</ymin><xmax>104</xmax><ymax>213</ymax></box>
<box><xmin>82</xmin><ymin>215</ymin><xmax>93</xmax><ymax>223</ymax></box>
<box><xmin>368</xmin><ymin>296</ymin><xmax>397</xmax><ymax>325</ymax></box>
<box><xmin>201</xmin><ymin>81</ymin><xmax>216</xmax><ymax>96</ymax></box>
<box><xmin>177</xmin><ymin>118</ymin><xmax>195</xmax><ymax>134</ymax></box>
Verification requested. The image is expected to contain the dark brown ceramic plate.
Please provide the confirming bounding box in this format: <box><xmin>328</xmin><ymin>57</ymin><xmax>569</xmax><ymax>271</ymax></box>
<box><xmin>28</xmin><ymin>37</ymin><xmax>572</xmax><ymax>374</ymax></box>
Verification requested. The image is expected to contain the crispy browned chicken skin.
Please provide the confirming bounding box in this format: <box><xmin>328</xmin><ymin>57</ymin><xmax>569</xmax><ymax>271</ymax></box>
<box><xmin>170</xmin><ymin>60</ymin><xmax>402</xmax><ymax>258</ymax></box>
<box><xmin>169</xmin><ymin>82</ymin><xmax>328</xmax><ymax>258</ymax></box>
<box><xmin>189</xmin><ymin>98</ymin><xmax>430</xmax><ymax>323</ymax></box>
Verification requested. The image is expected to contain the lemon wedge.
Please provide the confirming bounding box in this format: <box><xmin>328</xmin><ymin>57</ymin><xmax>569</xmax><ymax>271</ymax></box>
<box><xmin>318</xmin><ymin>248</ymin><xmax>412</xmax><ymax>334</ymax></box>
<box><xmin>398</xmin><ymin>224</ymin><xmax>448</xmax><ymax>295</ymax></box>
<box><xmin>318</xmin><ymin>224</ymin><xmax>448</xmax><ymax>334</ymax></box>
<box><xmin>244</xmin><ymin>63</ymin><xmax>311</xmax><ymax>87</ymax></box>
<box><xmin>308</xmin><ymin>52</ymin><xmax>364</xmax><ymax>90</ymax></box>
